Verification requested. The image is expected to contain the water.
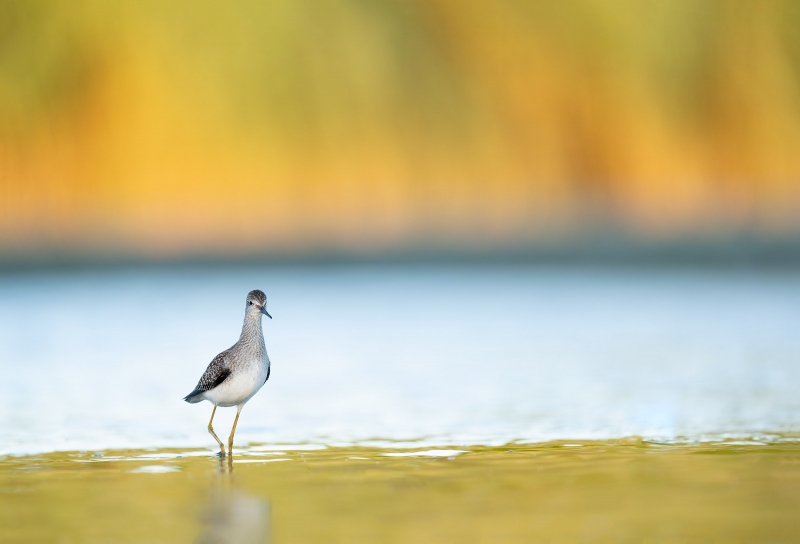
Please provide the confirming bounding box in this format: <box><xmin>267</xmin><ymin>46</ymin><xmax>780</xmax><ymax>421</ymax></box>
<box><xmin>2</xmin><ymin>264</ymin><xmax>800</xmax><ymax>456</ymax></box>
<box><xmin>3</xmin><ymin>264</ymin><xmax>800</xmax><ymax>542</ymax></box>
<box><xmin>3</xmin><ymin>440</ymin><xmax>800</xmax><ymax>543</ymax></box>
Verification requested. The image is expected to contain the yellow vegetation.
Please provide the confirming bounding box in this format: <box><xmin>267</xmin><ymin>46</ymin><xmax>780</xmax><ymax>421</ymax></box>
<box><xmin>1</xmin><ymin>1</ymin><xmax>799</xmax><ymax>257</ymax></box>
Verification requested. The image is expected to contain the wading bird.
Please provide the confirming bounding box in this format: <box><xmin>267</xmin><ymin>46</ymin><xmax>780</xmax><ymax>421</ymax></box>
<box><xmin>184</xmin><ymin>290</ymin><xmax>272</xmax><ymax>456</ymax></box>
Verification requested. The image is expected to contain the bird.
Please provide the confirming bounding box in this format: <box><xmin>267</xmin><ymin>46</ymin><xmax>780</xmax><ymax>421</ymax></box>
<box><xmin>184</xmin><ymin>289</ymin><xmax>272</xmax><ymax>457</ymax></box>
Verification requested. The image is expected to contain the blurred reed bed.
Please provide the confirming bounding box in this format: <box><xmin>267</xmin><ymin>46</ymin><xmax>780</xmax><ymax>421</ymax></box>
<box><xmin>1</xmin><ymin>0</ymin><xmax>799</xmax><ymax>258</ymax></box>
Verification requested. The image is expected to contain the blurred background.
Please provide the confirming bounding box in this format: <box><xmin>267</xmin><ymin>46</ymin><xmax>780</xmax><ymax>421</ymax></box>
<box><xmin>2</xmin><ymin>1</ymin><xmax>800</xmax><ymax>456</ymax></box>
<box><xmin>4</xmin><ymin>7</ymin><xmax>800</xmax><ymax>544</ymax></box>
<box><xmin>2</xmin><ymin>0</ymin><xmax>799</xmax><ymax>264</ymax></box>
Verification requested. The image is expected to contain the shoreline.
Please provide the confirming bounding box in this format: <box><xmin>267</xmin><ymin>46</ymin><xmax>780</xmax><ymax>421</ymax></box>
<box><xmin>3</xmin><ymin>432</ymin><xmax>800</xmax><ymax>460</ymax></box>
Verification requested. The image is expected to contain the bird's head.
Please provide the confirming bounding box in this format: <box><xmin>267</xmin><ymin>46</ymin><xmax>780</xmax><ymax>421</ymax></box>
<box><xmin>246</xmin><ymin>289</ymin><xmax>271</xmax><ymax>318</ymax></box>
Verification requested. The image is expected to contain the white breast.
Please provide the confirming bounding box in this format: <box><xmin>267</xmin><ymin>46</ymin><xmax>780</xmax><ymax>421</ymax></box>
<box><xmin>204</xmin><ymin>360</ymin><xmax>269</xmax><ymax>408</ymax></box>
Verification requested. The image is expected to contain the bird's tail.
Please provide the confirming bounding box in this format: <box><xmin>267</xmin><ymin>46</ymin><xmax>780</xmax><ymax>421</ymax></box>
<box><xmin>183</xmin><ymin>389</ymin><xmax>205</xmax><ymax>403</ymax></box>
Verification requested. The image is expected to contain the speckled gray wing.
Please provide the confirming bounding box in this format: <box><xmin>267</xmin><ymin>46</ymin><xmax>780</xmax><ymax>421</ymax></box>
<box><xmin>183</xmin><ymin>351</ymin><xmax>231</xmax><ymax>403</ymax></box>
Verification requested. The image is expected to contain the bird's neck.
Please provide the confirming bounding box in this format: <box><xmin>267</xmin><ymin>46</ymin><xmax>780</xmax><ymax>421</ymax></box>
<box><xmin>239</xmin><ymin>313</ymin><xmax>265</xmax><ymax>349</ymax></box>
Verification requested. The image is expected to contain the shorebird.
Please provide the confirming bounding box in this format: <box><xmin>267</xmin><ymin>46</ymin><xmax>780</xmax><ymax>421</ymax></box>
<box><xmin>184</xmin><ymin>290</ymin><xmax>272</xmax><ymax>456</ymax></box>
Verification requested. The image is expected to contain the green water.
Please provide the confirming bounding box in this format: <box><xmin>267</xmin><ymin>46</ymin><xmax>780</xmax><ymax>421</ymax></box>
<box><xmin>2</xmin><ymin>439</ymin><xmax>799</xmax><ymax>543</ymax></box>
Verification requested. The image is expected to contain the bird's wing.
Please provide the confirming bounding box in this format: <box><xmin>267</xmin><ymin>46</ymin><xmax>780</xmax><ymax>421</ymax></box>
<box><xmin>195</xmin><ymin>351</ymin><xmax>231</xmax><ymax>391</ymax></box>
<box><xmin>184</xmin><ymin>352</ymin><xmax>231</xmax><ymax>400</ymax></box>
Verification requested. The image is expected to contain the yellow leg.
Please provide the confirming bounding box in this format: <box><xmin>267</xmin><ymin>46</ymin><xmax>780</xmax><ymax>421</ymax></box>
<box><xmin>208</xmin><ymin>405</ymin><xmax>226</xmax><ymax>456</ymax></box>
<box><xmin>227</xmin><ymin>407</ymin><xmax>242</xmax><ymax>454</ymax></box>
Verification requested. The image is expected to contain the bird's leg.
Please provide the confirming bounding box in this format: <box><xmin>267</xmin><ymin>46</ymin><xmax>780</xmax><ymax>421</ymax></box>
<box><xmin>227</xmin><ymin>405</ymin><xmax>243</xmax><ymax>454</ymax></box>
<box><xmin>208</xmin><ymin>405</ymin><xmax>226</xmax><ymax>456</ymax></box>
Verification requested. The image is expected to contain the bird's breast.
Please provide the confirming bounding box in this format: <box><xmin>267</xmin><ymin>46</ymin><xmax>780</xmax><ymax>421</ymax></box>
<box><xmin>205</xmin><ymin>354</ymin><xmax>269</xmax><ymax>407</ymax></box>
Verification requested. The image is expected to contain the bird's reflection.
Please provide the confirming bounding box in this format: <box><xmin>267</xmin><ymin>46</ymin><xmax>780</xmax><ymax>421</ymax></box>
<box><xmin>195</xmin><ymin>456</ymin><xmax>270</xmax><ymax>544</ymax></box>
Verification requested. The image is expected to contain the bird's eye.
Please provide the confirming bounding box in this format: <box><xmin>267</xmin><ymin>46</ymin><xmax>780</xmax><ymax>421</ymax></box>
<box><xmin>249</xmin><ymin>301</ymin><xmax>253</xmax><ymax>305</ymax></box>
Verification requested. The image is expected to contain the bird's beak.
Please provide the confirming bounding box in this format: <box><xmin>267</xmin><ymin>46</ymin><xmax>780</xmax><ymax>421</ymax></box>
<box><xmin>261</xmin><ymin>306</ymin><xmax>272</xmax><ymax>319</ymax></box>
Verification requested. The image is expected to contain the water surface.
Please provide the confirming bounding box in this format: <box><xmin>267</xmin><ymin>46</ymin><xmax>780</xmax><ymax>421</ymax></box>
<box><xmin>3</xmin><ymin>264</ymin><xmax>800</xmax><ymax>542</ymax></box>
<box><xmin>2</xmin><ymin>440</ymin><xmax>800</xmax><ymax>543</ymax></box>
<box><xmin>2</xmin><ymin>264</ymin><xmax>799</xmax><ymax>455</ymax></box>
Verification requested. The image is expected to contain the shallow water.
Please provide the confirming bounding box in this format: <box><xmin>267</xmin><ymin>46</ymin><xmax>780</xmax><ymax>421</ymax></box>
<box><xmin>2</xmin><ymin>440</ymin><xmax>800</xmax><ymax>543</ymax></box>
<box><xmin>2</xmin><ymin>264</ymin><xmax>800</xmax><ymax>455</ymax></box>
<box><xmin>3</xmin><ymin>264</ymin><xmax>800</xmax><ymax>541</ymax></box>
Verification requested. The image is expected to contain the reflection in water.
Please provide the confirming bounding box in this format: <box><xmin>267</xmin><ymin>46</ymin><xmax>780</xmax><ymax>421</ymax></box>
<box><xmin>196</xmin><ymin>456</ymin><xmax>271</xmax><ymax>544</ymax></box>
<box><xmin>2</xmin><ymin>441</ymin><xmax>800</xmax><ymax>542</ymax></box>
